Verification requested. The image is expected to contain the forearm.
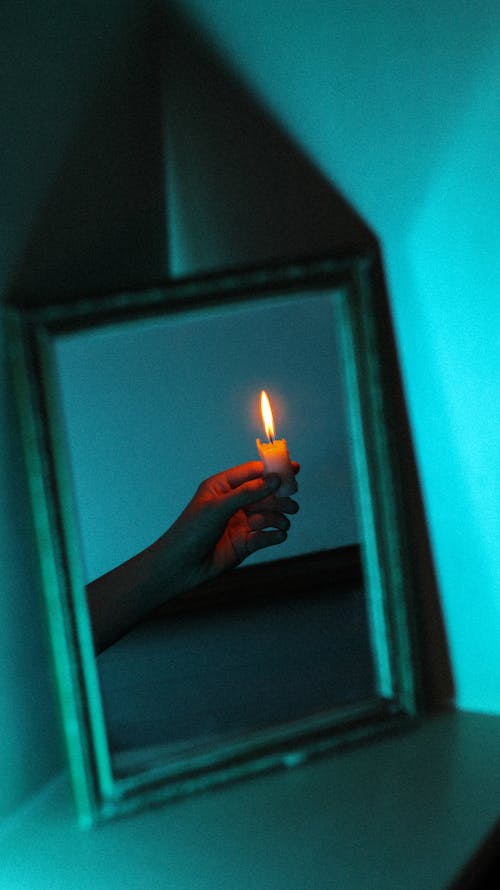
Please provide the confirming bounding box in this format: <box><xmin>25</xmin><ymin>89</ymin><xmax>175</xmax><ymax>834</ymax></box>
<box><xmin>86</xmin><ymin>536</ymin><xmax>181</xmax><ymax>654</ymax></box>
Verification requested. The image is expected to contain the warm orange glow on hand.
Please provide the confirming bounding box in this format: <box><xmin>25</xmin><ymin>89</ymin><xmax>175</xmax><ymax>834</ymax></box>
<box><xmin>260</xmin><ymin>390</ymin><xmax>275</xmax><ymax>443</ymax></box>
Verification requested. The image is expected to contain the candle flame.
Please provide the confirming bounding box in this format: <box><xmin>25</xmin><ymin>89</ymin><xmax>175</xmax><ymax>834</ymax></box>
<box><xmin>260</xmin><ymin>390</ymin><xmax>275</xmax><ymax>442</ymax></box>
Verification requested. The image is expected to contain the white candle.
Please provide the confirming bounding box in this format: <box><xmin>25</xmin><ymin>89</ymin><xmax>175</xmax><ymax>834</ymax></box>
<box><xmin>256</xmin><ymin>390</ymin><xmax>297</xmax><ymax>497</ymax></box>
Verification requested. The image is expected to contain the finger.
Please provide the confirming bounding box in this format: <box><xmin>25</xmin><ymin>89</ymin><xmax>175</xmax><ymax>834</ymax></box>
<box><xmin>263</xmin><ymin>474</ymin><xmax>298</xmax><ymax>497</ymax></box>
<box><xmin>219</xmin><ymin>473</ymin><xmax>281</xmax><ymax>518</ymax></box>
<box><xmin>219</xmin><ymin>460</ymin><xmax>298</xmax><ymax>490</ymax></box>
<box><xmin>247</xmin><ymin>512</ymin><xmax>291</xmax><ymax>532</ymax></box>
<box><xmin>222</xmin><ymin>461</ymin><xmax>264</xmax><ymax>489</ymax></box>
<box><xmin>246</xmin><ymin>528</ymin><xmax>287</xmax><ymax>554</ymax></box>
<box><xmin>246</xmin><ymin>495</ymin><xmax>299</xmax><ymax>515</ymax></box>
<box><xmin>274</xmin><ymin>496</ymin><xmax>299</xmax><ymax>514</ymax></box>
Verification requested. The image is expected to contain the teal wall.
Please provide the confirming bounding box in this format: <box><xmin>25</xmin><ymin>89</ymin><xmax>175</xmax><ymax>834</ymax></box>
<box><xmin>175</xmin><ymin>0</ymin><xmax>500</xmax><ymax>713</ymax></box>
<box><xmin>1</xmin><ymin>0</ymin><xmax>499</xmax><ymax>820</ymax></box>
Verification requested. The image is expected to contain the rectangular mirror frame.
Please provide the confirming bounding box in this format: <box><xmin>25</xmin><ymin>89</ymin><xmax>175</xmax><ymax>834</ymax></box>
<box><xmin>6</xmin><ymin>253</ymin><xmax>422</xmax><ymax>827</ymax></box>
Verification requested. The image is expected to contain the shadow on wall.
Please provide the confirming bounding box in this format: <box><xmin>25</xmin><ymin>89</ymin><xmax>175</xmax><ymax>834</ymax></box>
<box><xmin>7</xmin><ymin>1</ymin><xmax>453</xmax><ymax>707</ymax></box>
<box><xmin>8</xmin><ymin>1</ymin><xmax>376</xmax><ymax>306</ymax></box>
<box><xmin>162</xmin><ymin>4</ymin><xmax>377</xmax><ymax>275</ymax></box>
<box><xmin>8</xmin><ymin>4</ymin><xmax>168</xmax><ymax>306</ymax></box>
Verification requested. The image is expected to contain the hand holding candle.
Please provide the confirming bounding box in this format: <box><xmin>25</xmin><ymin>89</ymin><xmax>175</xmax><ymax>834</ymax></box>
<box><xmin>256</xmin><ymin>390</ymin><xmax>298</xmax><ymax>497</ymax></box>
<box><xmin>87</xmin><ymin>460</ymin><xmax>297</xmax><ymax>652</ymax></box>
<box><xmin>86</xmin><ymin>392</ymin><xmax>298</xmax><ymax>652</ymax></box>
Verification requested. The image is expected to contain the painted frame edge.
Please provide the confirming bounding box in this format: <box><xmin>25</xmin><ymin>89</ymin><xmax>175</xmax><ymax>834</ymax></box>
<box><xmin>6</xmin><ymin>314</ymin><xmax>107</xmax><ymax>828</ymax></box>
<box><xmin>5</xmin><ymin>251</ymin><xmax>423</xmax><ymax>826</ymax></box>
<box><xmin>348</xmin><ymin>257</ymin><xmax>422</xmax><ymax>715</ymax></box>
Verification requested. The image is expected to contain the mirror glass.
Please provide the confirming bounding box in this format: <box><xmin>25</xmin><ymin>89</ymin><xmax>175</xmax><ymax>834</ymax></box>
<box><xmin>52</xmin><ymin>287</ymin><xmax>376</xmax><ymax>772</ymax></box>
<box><xmin>10</xmin><ymin>257</ymin><xmax>420</xmax><ymax>823</ymax></box>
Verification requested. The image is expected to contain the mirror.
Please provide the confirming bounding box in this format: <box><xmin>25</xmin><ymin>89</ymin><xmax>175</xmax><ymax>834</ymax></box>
<box><xmin>7</xmin><ymin>255</ymin><xmax>421</xmax><ymax>826</ymax></box>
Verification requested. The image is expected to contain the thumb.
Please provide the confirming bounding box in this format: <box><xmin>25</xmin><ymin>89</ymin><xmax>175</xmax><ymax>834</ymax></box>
<box><xmin>220</xmin><ymin>474</ymin><xmax>281</xmax><ymax>518</ymax></box>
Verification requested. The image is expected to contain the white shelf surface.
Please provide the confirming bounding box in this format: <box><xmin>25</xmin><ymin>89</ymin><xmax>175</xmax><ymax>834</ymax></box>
<box><xmin>1</xmin><ymin>710</ymin><xmax>500</xmax><ymax>889</ymax></box>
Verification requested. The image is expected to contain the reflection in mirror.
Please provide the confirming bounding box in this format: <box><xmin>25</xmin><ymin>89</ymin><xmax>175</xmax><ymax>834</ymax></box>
<box><xmin>8</xmin><ymin>258</ymin><xmax>420</xmax><ymax>825</ymax></box>
<box><xmin>54</xmin><ymin>288</ymin><xmax>375</xmax><ymax>770</ymax></box>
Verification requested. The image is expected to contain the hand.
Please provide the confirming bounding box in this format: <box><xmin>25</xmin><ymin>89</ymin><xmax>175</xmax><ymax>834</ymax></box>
<box><xmin>151</xmin><ymin>460</ymin><xmax>299</xmax><ymax>595</ymax></box>
<box><xmin>87</xmin><ymin>460</ymin><xmax>299</xmax><ymax>652</ymax></box>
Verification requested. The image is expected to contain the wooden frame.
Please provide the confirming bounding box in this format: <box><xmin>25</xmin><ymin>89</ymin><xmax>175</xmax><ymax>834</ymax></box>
<box><xmin>6</xmin><ymin>253</ymin><xmax>421</xmax><ymax>826</ymax></box>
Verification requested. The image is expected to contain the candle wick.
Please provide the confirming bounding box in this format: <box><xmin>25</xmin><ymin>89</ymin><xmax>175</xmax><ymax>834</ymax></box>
<box><xmin>269</xmin><ymin>434</ymin><xmax>274</xmax><ymax>444</ymax></box>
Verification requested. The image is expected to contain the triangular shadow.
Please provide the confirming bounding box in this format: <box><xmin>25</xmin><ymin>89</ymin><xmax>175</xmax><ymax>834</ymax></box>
<box><xmin>163</xmin><ymin>4</ymin><xmax>377</xmax><ymax>276</ymax></box>
<box><xmin>9</xmin><ymin>3</ymin><xmax>376</xmax><ymax>307</ymax></box>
